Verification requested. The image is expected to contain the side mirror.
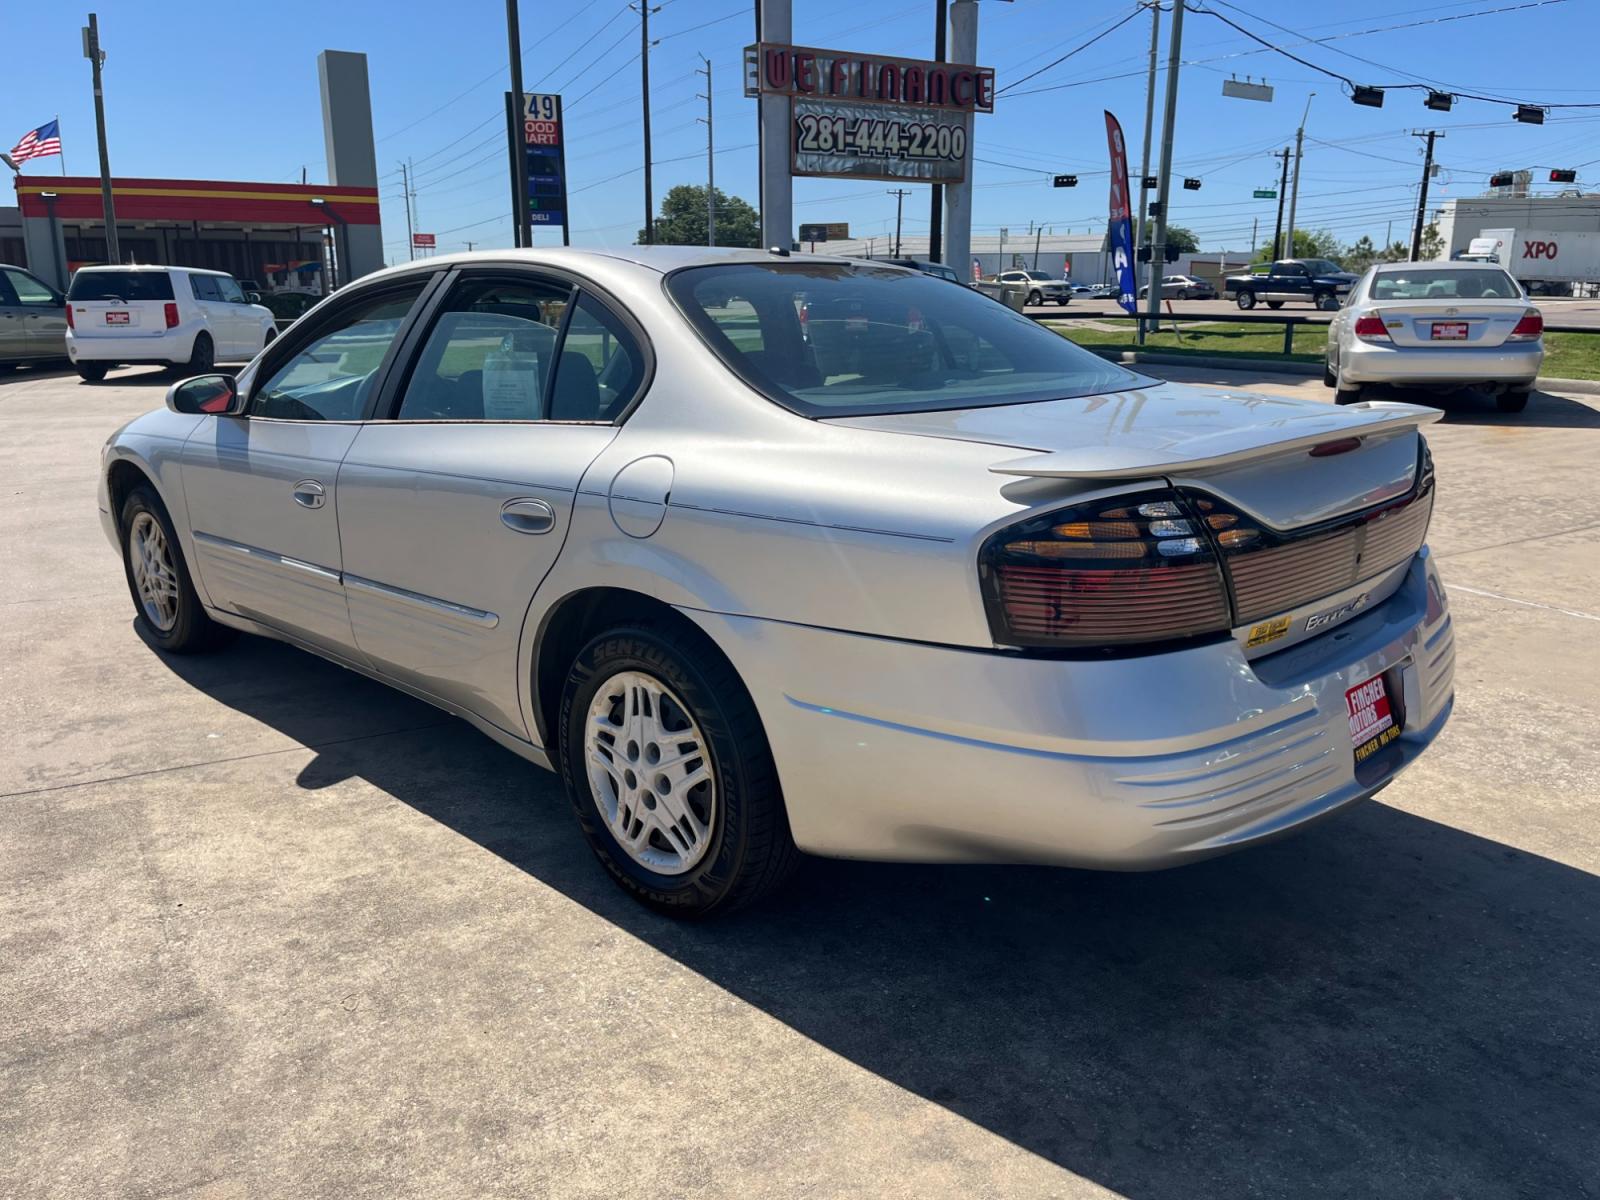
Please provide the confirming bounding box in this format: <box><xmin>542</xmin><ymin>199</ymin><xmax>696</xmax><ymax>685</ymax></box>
<box><xmin>167</xmin><ymin>373</ymin><xmax>245</xmax><ymax>416</ymax></box>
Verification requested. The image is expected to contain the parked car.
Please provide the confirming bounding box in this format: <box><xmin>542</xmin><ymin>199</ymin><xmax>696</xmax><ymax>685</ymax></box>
<box><xmin>1325</xmin><ymin>261</ymin><xmax>1543</xmax><ymax>413</ymax></box>
<box><xmin>252</xmin><ymin>290</ymin><xmax>323</xmax><ymax>324</ymax></box>
<box><xmin>99</xmin><ymin>248</ymin><xmax>1454</xmax><ymax>916</ymax></box>
<box><xmin>869</xmin><ymin>257</ymin><xmax>963</xmax><ymax>284</ymax></box>
<box><xmin>1138</xmin><ymin>274</ymin><xmax>1217</xmax><ymax>300</ymax></box>
<box><xmin>0</xmin><ymin>263</ymin><xmax>68</xmax><ymax>369</ymax></box>
<box><xmin>992</xmin><ymin>269</ymin><xmax>1072</xmax><ymax>306</ymax></box>
<box><xmin>1225</xmin><ymin>258</ymin><xmax>1357</xmax><ymax>310</ymax></box>
<box><xmin>66</xmin><ymin>265</ymin><xmax>277</xmax><ymax>382</ymax></box>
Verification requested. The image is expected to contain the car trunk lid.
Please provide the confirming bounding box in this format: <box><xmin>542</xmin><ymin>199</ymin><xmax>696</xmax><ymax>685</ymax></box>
<box><xmin>1370</xmin><ymin>301</ymin><xmax>1531</xmax><ymax>348</ymax></box>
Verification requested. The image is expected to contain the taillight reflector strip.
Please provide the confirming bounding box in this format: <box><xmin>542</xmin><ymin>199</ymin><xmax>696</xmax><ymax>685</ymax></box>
<box><xmin>164</xmin><ymin>302</ymin><xmax>180</xmax><ymax>328</ymax></box>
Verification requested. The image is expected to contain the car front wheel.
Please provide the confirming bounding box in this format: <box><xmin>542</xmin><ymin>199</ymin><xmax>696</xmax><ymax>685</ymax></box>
<box><xmin>1236</xmin><ymin>291</ymin><xmax>1256</xmax><ymax>309</ymax></box>
<box><xmin>559</xmin><ymin>624</ymin><xmax>799</xmax><ymax>917</ymax></box>
<box><xmin>119</xmin><ymin>485</ymin><xmax>230</xmax><ymax>653</ymax></box>
<box><xmin>1027</xmin><ymin>289</ymin><xmax>1042</xmax><ymax>306</ymax></box>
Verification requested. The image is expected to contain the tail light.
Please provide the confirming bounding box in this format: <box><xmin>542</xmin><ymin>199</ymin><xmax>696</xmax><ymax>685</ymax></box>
<box><xmin>1507</xmin><ymin>309</ymin><xmax>1543</xmax><ymax>341</ymax></box>
<box><xmin>1353</xmin><ymin>315</ymin><xmax>1390</xmax><ymax>341</ymax></box>
<box><xmin>164</xmin><ymin>302</ymin><xmax>180</xmax><ymax>329</ymax></box>
<box><xmin>65</xmin><ymin>305</ymin><xmax>74</xmax><ymax>330</ymax></box>
<box><xmin>979</xmin><ymin>489</ymin><xmax>1231</xmax><ymax>649</ymax></box>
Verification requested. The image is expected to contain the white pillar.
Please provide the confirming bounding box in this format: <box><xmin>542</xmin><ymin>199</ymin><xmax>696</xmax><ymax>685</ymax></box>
<box><xmin>758</xmin><ymin>0</ymin><xmax>792</xmax><ymax>250</ymax></box>
<box><xmin>942</xmin><ymin>0</ymin><xmax>978</xmax><ymax>276</ymax></box>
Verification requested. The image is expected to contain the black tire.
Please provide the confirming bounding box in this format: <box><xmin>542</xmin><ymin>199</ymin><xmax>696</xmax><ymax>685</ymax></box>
<box><xmin>1323</xmin><ymin>358</ymin><xmax>1338</xmax><ymax>388</ymax></box>
<box><xmin>118</xmin><ymin>485</ymin><xmax>231</xmax><ymax>654</ymax></box>
<box><xmin>1027</xmin><ymin>289</ymin><xmax>1042</xmax><ymax>307</ymax></box>
<box><xmin>1236</xmin><ymin>291</ymin><xmax>1257</xmax><ymax>310</ymax></box>
<box><xmin>1266</xmin><ymin>300</ymin><xmax>1285</xmax><ymax>310</ymax></box>
<box><xmin>1178</xmin><ymin>289</ymin><xmax>1191</xmax><ymax>300</ymax></box>
<box><xmin>185</xmin><ymin>332</ymin><xmax>215</xmax><ymax>374</ymax></box>
<box><xmin>1316</xmin><ymin>291</ymin><xmax>1340</xmax><ymax>311</ymax></box>
<box><xmin>558</xmin><ymin>623</ymin><xmax>800</xmax><ymax>917</ymax></box>
<box><xmin>1497</xmin><ymin>388</ymin><xmax>1531</xmax><ymax>414</ymax></box>
<box><xmin>76</xmin><ymin>362</ymin><xmax>109</xmax><ymax>382</ymax></box>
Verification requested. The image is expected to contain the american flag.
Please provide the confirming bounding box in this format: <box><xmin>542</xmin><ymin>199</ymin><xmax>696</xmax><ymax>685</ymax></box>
<box><xmin>9</xmin><ymin>120</ymin><xmax>62</xmax><ymax>165</ymax></box>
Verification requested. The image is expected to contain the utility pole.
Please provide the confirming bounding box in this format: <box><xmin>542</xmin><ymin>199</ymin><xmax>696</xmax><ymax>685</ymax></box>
<box><xmin>929</xmin><ymin>0</ymin><xmax>948</xmax><ymax>262</ymax></box>
<box><xmin>1143</xmin><ymin>0</ymin><xmax>1184</xmax><ymax>334</ymax></box>
<box><xmin>1032</xmin><ymin>225</ymin><xmax>1042</xmax><ymax>269</ymax></box>
<box><xmin>888</xmin><ymin>187</ymin><xmax>911</xmax><ymax>256</ymax></box>
<box><xmin>1410</xmin><ymin>130</ymin><xmax>1442</xmax><ymax>261</ymax></box>
<box><xmin>399</xmin><ymin>161</ymin><xmax>415</xmax><ymax>261</ymax></box>
<box><xmin>464</xmin><ymin>241</ymin><xmax>476</xmax><ymax>251</ymax></box>
<box><xmin>1135</xmin><ymin>0</ymin><xmax>1161</xmax><ymax>272</ymax></box>
<box><xmin>1270</xmin><ymin>148</ymin><xmax>1290</xmax><ymax>258</ymax></box>
<box><xmin>1284</xmin><ymin>93</ymin><xmax>1314</xmax><ymax>264</ymax></box>
<box><xmin>1250</xmin><ymin>216</ymin><xmax>1258</xmax><ymax>259</ymax></box>
<box><xmin>636</xmin><ymin>2</ymin><xmax>658</xmax><ymax>244</ymax></box>
<box><xmin>697</xmin><ymin>54</ymin><xmax>715</xmax><ymax>246</ymax></box>
<box><xmin>505</xmin><ymin>0</ymin><xmax>529</xmax><ymax>248</ymax></box>
<box><xmin>82</xmin><ymin>14</ymin><xmax>119</xmax><ymax>263</ymax></box>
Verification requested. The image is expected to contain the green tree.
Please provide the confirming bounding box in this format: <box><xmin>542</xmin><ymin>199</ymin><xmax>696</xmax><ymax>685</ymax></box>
<box><xmin>1340</xmin><ymin>235</ymin><xmax>1381</xmax><ymax>274</ymax></box>
<box><xmin>1418</xmin><ymin>221</ymin><xmax>1444</xmax><ymax>261</ymax></box>
<box><xmin>1165</xmin><ymin>225</ymin><xmax>1200</xmax><ymax>254</ymax></box>
<box><xmin>1252</xmin><ymin>227</ymin><xmax>1342</xmax><ymax>264</ymax></box>
<box><xmin>641</xmin><ymin>184</ymin><xmax>761</xmax><ymax>248</ymax></box>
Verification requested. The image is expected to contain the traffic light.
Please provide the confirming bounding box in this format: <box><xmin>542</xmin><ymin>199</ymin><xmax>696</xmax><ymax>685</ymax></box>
<box><xmin>1147</xmin><ymin>201</ymin><xmax>1163</xmax><ymax>218</ymax></box>
<box><xmin>1182</xmin><ymin>177</ymin><xmax>1202</xmax><ymax>191</ymax></box>
<box><xmin>1164</xmin><ymin>243</ymin><xmax>1181</xmax><ymax>263</ymax></box>
<box><xmin>1137</xmin><ymin>245</ymin><xmax>1152</xmax><ymax>264</ymax></box>
<box><xmin>1351</xmin><ymin>86</ymin><xmax>1384</xmax><ymax>108</ymax></box>
<box><xmin>1052</xmin><ymin>174</ymin><xmax>1078</xmax><ymax>188</ymax></box>
<box><xmin>1551</xmin><ymin>168</ymin><xmax>1578</xmax><ymax>183</ymax></box>
<box><xmin>1425</xmin><ymin>91</ymin><xmax>1454</xmax><ymax>112</ymax></box>
<box><xmin>1489</xmin><ymin>171</ymin><xmax>1515</xmax><ymax>188</ymax></box>
<box><xmin>1142</xmin><ymin>175</ymin><xmax>1159</xmax><ymax>189</ymax></box>
<box><xmin>1514</xmin><ymin>105</ymin><xmax>1545</xmax><ymax>124</ymax></box>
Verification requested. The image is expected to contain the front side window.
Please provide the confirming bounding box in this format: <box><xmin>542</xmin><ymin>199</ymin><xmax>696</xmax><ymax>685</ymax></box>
<box><xmin>216</xmin><ymin>276</ymin><xmax>246</xmax><ymax>303</ymax></box>
<box><xmin>5</xmin><ymin>269</ymin><xmax>54</xmax><ymax>304</ymax></box>
<box><xmin>668</xmin><ymin>262</ymin><xmax>1143</xmax><ymax>418</ymax></box>
<box><xmin>251</xmin><ymin>284</ymin><xmax>426</xmax><ymax>421</ymax></box>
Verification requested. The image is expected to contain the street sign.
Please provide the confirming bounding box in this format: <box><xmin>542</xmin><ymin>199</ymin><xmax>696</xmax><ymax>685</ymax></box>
<box><xmin>799</xmin><ymin>222</ymin><xmax>849</xmax><ymax>242</ymax></box>
<box><xmin>411</xmin><ymin>232</ymin><xmax>436</xmax><ymax>248</ymax></box>
<box><xmin>1052</xmin><ymin>174</ymin><xmax>1078</xmax><ymax>188</ymax></box>
<box><xmin>512</xmin><ymin>92</ymin><xmax>569</xmax><ymax>233</ymax></box>
<box><xmin>745</xmin><ymin>42</ymin><xmax>994</xmax><ymax>184</ymax></box>
<box><xmin>1253</xmin><ymin>189</ymin><xmax>1277</xmax><ymax>199</ymax></box>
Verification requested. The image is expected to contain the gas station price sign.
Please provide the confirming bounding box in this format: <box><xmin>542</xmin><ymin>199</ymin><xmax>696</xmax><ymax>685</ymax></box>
<box><xmin>745</xmin><ymin>42</ymin><xmax>994</xmax><ymax>184</ymax></box>
<box><xmin>520</xmin><ymin>92</ymin><xmax>568</xmax><ymax>228</ymax></box>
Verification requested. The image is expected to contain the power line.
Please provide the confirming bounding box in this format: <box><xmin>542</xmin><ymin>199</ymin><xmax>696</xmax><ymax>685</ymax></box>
<box><xmin>994</xmin><ymin>8</ymin><xmax>1144</xmax><ymax>97</ymax></box>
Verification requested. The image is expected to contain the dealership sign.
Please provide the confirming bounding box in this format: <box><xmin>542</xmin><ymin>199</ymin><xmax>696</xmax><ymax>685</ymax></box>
<box><xmin>744</xmin><ymin>42</ymin><xmax>994</xmax><ymax>184</ymax></box>
<box><xmin>512</xmin><ymin>92</ymin><xmax>569</xmax><ymax>229</ymax></box>
<box><xmin>411</xmin><ymin>232</ymin><xmax>435</xmax><ymax>248</ymax></box>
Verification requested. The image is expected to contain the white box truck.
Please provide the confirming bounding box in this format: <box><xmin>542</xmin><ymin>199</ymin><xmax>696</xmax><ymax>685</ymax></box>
<box><xmin>1465</xmin><ymin>228</ymin><xmax>1600</xmax><ymax>295</ymax></box>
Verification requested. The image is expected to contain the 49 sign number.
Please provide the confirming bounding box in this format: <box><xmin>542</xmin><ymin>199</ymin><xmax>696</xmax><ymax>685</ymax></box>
<box><xmin>796</xmin><ymin>112</ymin><xmax>967</xmax><ymax>162</ymax></box>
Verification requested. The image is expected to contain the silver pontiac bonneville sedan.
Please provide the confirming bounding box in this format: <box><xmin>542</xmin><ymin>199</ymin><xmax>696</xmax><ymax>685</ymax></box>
<box><xmin>99</xmin><ymin>247</ymin><xmax>1455</xmax><ymax>916</ymax></box>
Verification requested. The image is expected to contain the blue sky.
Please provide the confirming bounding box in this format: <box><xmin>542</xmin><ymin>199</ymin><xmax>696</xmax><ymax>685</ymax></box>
<box><xmin>8</xmin><ymin>0</ymin><xmax>1599</xmax><ymax>260</ymax></box>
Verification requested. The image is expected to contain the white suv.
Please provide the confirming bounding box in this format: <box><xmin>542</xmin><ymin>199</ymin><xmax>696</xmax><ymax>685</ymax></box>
<box><xmin>66</xmin><ymin>265</ymin><xmax>276</xmax><ymax>382</ymax></box>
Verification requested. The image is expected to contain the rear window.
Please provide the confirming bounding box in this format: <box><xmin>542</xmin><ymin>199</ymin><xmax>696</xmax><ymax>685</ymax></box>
<box><xmin>1371</xmin><ymin>269</ymin><xmax>1523</xmax><ymax>301</ymax></box>
<box><xmin>67</xmin><ymin>271</ymin><xmax>175</xmax><ymax>302</ymax></box>
<box><xmin>667</xmin><ymin>262</ymin><xmax>1142</xmax><ymax>418</ymax></box>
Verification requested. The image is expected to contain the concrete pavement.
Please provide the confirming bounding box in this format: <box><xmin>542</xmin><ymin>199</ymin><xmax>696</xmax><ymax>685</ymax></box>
<box><xmin>2</xmin><ymin>362</ymin><xmax>1597</xmax><ymax>1199</ymax></box>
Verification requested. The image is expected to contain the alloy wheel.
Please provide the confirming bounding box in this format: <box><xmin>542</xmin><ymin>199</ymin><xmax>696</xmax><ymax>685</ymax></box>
<box><xmin>584</xmin><ymin>670</ymin><xmax>716</xmax><ymax>875</ymax></box>
<box><xmin>128</xmin><ymin>511</ymin><xmax>179</xmax><ymax>631</ymax></box>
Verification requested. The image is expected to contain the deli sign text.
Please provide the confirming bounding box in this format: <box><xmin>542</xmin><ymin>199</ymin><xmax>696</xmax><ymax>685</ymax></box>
<box><xmin>745</xmin><ymin>43</ymin><xmax>995</xmax><ymax>113</ymax></box>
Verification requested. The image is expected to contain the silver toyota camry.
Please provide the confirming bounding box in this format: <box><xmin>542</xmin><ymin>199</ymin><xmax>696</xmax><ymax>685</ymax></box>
<box><xmin>99</xmin><ymin>247</ymin><xmax>1455</xmax><ymax>916</ymax></box>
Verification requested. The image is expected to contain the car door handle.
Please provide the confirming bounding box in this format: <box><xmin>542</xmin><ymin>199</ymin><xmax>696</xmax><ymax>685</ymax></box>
<box><xmin>500</xmin><ymin>497</ymin><xmax>556</xmax><ymax>534</ymax></box>
<box><xmin>291</xmin><ymin>479</ymin><xmax>326</xmax><ymax>509</ymax></box>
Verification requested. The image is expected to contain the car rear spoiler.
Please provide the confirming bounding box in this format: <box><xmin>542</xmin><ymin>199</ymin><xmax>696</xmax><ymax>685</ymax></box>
<box><xmin>989</xmin><ymin>400</ymin><xmax>1443</xmax><ymax>480</ymax></box>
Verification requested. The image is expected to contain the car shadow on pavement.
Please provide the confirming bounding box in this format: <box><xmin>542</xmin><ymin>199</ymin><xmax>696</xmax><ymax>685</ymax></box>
<box><xmin>1361</xmin><ymin>382</ymin><xmax>1600</xmax><ymax>429</ymax></box>
<box><xmin>155</xmin><ymin>633</ymin><xmax>1599</xmax><ymax>1198</ymax></box>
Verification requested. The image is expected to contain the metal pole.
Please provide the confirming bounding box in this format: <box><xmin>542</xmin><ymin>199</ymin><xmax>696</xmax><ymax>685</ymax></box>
<box><xmin>928</xmin><ymin>0</ymin><xmax>948</xmax><ymax>263</ymax></box>
<box><xmin>506</xmin><ymin>0</ymin><xmax>529</xmax><ymax>248</ymax></box>
<box><xmin>1032</xmin><ymin>225</ymin><xmax>1041</xmax><ymax>270</ymax></box>
<box><xmin>1135</xmin><ymin>0</ymin><xmax>1161</xmax><ymax>264</ymax></box>
<box><xmin>757</xmin><ymin>0</ymin><xmax>794</xmax><ymax>250</ymax></box>
<box><xmin>640</xmin><ymin>1</ymin><xmax>655</xmax><ymax>244</ymax></box>
<box><xmin>698</xmin><ymin>54</ymin><xmax>715</xmax><ymax>246</ymax></box>
<box><xmin>888</xmin><ymin>188</ymin><xmax>911</xmax><ymax>256</ymax></box>
<box><xmin>1143</xmin><ymin>0</ymin><xmax>1184</xmax><ymax>334</ymax></box>
<box><xmin>400</xmin><ymin>161</ymin><xmax>415</xmax><ymax>261</ymax></box>
<box><xmin>1410</xmin><ymin>130</ymin><xmax>1439</xmax><ymax>262</ymax></box>
<box><xmin>941</xmin><ymin>0</ymin><xmax>978</xmax><ymax>275</ymax></box>
<box><xmin>56</xmin><ymin>114</ymin><xmax>67</xmax><ymax>175</ymax></box>
<box><xmin>83</xmin><ymin>14</ymin><xmax>119</xmax><ymax>263</ymax></box>
<box><xmin>1271</xmin><ymin>149</ymin><xmax>1289</xmax><ymax>258</ymax></box>
<box><xmin>1284</xmin><ymin>93</ymin><xmax>1313</xmax><ymax>265</ymax></box>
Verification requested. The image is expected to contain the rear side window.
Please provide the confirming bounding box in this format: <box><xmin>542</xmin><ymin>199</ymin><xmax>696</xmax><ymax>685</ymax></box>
<box><xmin>67</xmin><ymin>271</ymin><xmax>175</xmax><ymax>302</ymax></box>
<box><xmin>190</xmin><ymin>274</ymin><xmax>221</xmax><ymax>302</ymax></box>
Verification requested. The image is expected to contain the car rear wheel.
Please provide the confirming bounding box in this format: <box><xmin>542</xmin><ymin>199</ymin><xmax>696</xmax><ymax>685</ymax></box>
<box><xmin>1236</xmin><ymin>291</ymin><xmax>1256</xmax><ymax>310</ymax></box>
<box><xmin>559</xmin><ymin>624</ymin><xmax>799</xmax><ymax>917</ymax></box>
<box><xmin>1315</xmin><ymin>291</ymin><xmax>1340</xmax><ymax>311</ymax></box>
<box><xmin>1497</xmin><ymin>388</ymin><xmax>1531</xmax><ymax>414</ymax></box>
<box><xmin>75</xmin><ymin>363</ymin><xmax>110</xmax><ymax>382</ymax></box>
<box><xmin>119</xmin><ymin>485</ymin><xmax>231</xmax><ymax>654</ymax></box>
<box><xmin>1323</xmin><ymin>357</ymin><xmax>1338</xmax><ymax>388</ymax></box>
<box><xmin>185</xmin><ymin>332</ymin><xmax>214</xmax><ymax>374</ymax></box>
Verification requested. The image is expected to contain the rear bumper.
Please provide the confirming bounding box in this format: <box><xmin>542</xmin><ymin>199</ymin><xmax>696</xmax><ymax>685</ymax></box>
<box><xmin>67</xmin><ymin>327</ymin><xmax>196</xmax><ymax>364</ymax></box>
<box><xmin>683</xmin><ymin>549</ymin><xmax>1454</xmax><ymax>868</ymax></box>
<box><xmin>1341</xmin><ymin>337</ymin><xmax>1543</xmax><ymax>386</ymax></box>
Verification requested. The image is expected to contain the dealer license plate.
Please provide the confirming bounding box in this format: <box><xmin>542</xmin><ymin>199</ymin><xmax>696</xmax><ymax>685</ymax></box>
<box><xmin>1430</xmin><ymin>321</ymin><xmax>1468</xmax><ymax>340</ymax></box>
<box><xmin>1347</xmin><ymin>672</ymin><xmax>1401</xmax><ymax>763</ymax></box>
<box><xmin>104</xmin><ymin>310</ymin><xmax>130</xmax><ymax>325</ymax></box>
